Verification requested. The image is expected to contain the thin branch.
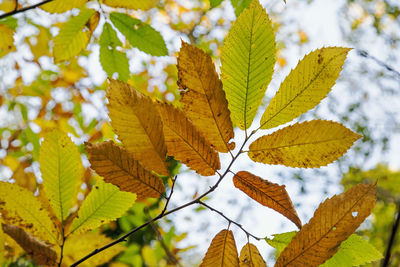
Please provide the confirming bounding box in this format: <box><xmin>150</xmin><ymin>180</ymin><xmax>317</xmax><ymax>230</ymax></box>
<box><xmin>381</xmin><ymin>201</ymin><xmax>400</xmax><ymax>267</ymax></box>
<box><xmin>0</xmin><ymin>0</ymin><xmax>54</xmax><ymax>20</ymax></box>
<box><xmin>198</xmin><ymin>200</ymin><xmax>264</xmax><ymax>240</ymax></box>
<box><xmin>357</xmin><ymin>49</ymin><xmax>400</xmax><ymax>81</ymax></box>
<box><xmin>161</xmin><ymin>175</ymin><xmax>178</xmax><ymax>216</ymax></box>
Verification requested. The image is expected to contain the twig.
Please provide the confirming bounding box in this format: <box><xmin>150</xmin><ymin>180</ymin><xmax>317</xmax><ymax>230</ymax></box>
<box><xmin>357</xmin><ymin>49</ymin><xmax>400</xmax><ymax>81</ymax></box>
<box><xmin>161</xmin><ymin>175</ymin><xmax>178</xmax><ymax>216</ymax></box>
<box><xmin>0</xmin><ymin>0</ymin><xmax>54</xmax><ymax>19</ymax></box>
<box><xmin>381</xmin><ymin>201</ymin><xmax>400</xmax><ymax>267</ymax></box>
<box><xmin>198</xmin><ymin>200</ymin><xmax>264</xmax><ymax>240</ymax></box>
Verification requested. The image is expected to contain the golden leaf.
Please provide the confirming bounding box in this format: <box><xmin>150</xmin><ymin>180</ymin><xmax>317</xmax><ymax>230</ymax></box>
<box><xmin>239</xmin><ymin>243</ymin><xmax>267</xmax><ymax>267</ymax></box>
<box><xmin>85</xmin><ymin>141</ymin><xmax>165</xmax><ymax>199</ymax></box>
<box><xmin>2</xmin><ymin>224</ymin><xmax>57</xmax><ymax>266</ymax></box>
<box><xmin>87</xmin><ymin>11</ymin><xmax>100</xmax><ymax>33</ymax></box>
<box><xmin>107</xmin><ymin>79</ymin><xmax>168</xmax><ymax>175</ymax></box>
<box><xmin>200</xmin><ymin>229</ymin><xmax>239</xmax><ymax>267</ymax></box>
<box><xmin>275</xmin><ymin>183</ymin><xmax>376</xmax><ymax>267</ymax></box>
<box><xmin>40</xmin><ymin>0</ymin><xmax>87</xmax><ymax>13</ymax></box>
<box><xmin>0</xmin><ymin>24</ymin><xmax>15</xmax><ymax>58</ymax></box>
<box><xmin>103</xmin><ymin>0</ymin><xmax>158</xmax><ymax>10</ymax></box>
<box><xmin>248</xmin><ymin>120</ymin><xmax>361</xmax><ymax>168</ymax></box>
<box><xmin>233</xmin><ymin>171</ymin><xmax>301</xmax><ymax>229</ymax></box>
<box><xmin>178</xmin><ymin>41</ymin><xmax>234</xmax><ymax>152</ymax></box>
<box><xmin>157</xmin><ymin>102</ymin><xmax>221</xmax><ymax>176</ymax></box>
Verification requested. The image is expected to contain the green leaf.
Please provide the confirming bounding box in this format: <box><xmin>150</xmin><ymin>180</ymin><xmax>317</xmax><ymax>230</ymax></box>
<box><xmin>221</xmin><ymin>0</ymin><xmax>276</xmax><ymax>130</ymax></box>
<box><xmin>99</xmin><ymin>23</ymin><xmax>129</xmax><ymax>81</ymax></box>
<box><xmin>69</xmin><ymin>180</ymin><xmax>136</xmax><ymax>234</ymax></box>
<box><xmin>0</xmin><ymin>17</ymin><xmax>18</xmax><ymax>30</ymax></box>
<box><xmin>210</xmin><ymin>0</ymin><xmax>223</xmax><ymax>8</ymax></box>
<box><xmin>53</xmin><ymin>8</ymin><xmax>95</xmax><ymax>62</ymax></box>
<box><xmin>265</xmin><ymin>231</ymin><xmax>296</xmax><ymax>255</ymax></box>
<box><xmin>260</xmin><ymin>47</ymin><xmax>351</xmax><ymax>129</ymax></box>
<box><xmin>39</xmin><ymin>129</ymin><xmax>83</xmax><ymax>221</ymax></box>
<box><xmin>110</xmin><ymin>12</ymin><xmax>168</xmax><ymax>56</ymax></box>
<box><xmin>230</xmin><ymin>0</ymin><xmax>252</xmax><ymax>16</ymax></box>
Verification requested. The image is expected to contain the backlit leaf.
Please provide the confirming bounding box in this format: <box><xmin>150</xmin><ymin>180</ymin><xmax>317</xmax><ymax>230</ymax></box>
<box><xmin>275</xmin><ymin>183</ymin><xmax>376</xmax><ymax>267</ymax></box>
<box><xmin>104</xmin><ymin>0</ymin><xmax>158</xmax><ymax>10</ymax></box>
<box><xmin>110</xmin><ymin>12</ymin><xmax>168</xmax><ymax>56</ymax></box>
<box><xmin>157</xmin><ymin>102</ymin><xmax>221</xmax><ymax>176</ymax></box>
<box><xmin>200</xmin><ymin>229</ymin><xmax>239</xmax><ymax>267</ymax></box>
<box><xmin>40</xmin><ymin>129</ymin><xmax>83</xmax><ymax>221</ymax></box>
<box><xmin>265</xmin><ymin>231</ymin><xmax>296</xmax><ymax>254</ymax></box>
<box><xmin>221</xmin><ymin>0</ymin><xmax>275</xmax><ymax>130</ymax></box>
<box><xmin>88</xmin><ymin>11</ymin><xmax>100</xmax><ymax>33</ymax></box>
<box><xmin>107</xmin><ymin>79</ymin><xmax>168</xmax><ymax>175</ymax></box>
<box><xmin>86</xmin><ymin>141</ymin><xmax>165</xmax><ymax>199</ymax></box>
<box><xmin>233</xmin><ymin>171</ymin><xmax>301</xmax><ymax>229</ymax></box>
<box><xmin>99</xmin><ymin>23</ymin><xmax>129</xmax><ymax>81</ymax></box>
<box><xmin>210</xmin><ymin>0</ymin><xmax>223</xmax><ymax>8</ymax></box>
<box><xmin>2</xmin><ymin>224</ymin><xmax>57</xmax><ymax>266</ymax></box>
<box><xmin>178</xmin><ymin>41</ymin><xmax>234</xmax><ymax>152</ymax></box>
<box><xmin>53</xmin><ymin>8</ymin><xmax>95</xmax><ymax>62</ymax></box>
<box><xmin>0</xmin><ymin>182</ymin><xmax>59</xmax><ymax>245</ymax></box>
<box><xmin>239</xmin><ymin>243</ymin><xmax>266</xmax><ymax>267</ymax></box>
<box><xmin>230</xmin><ymin>0</ymin><xmax>252</xmax><ymax>16</ymax></box>
<box><xmin>0</xmin><ymin>24</ymin><xmax>15</xmax><ymax>58</ymax></box>
<box><xmin>248</xmin><ymin>120</ymin><xmax>361</xmax><ymax>168</ymax></box>
<box><xmin>69</xmin><ymin>180</ymin><xmax>136</xmax><ymax>234</ymax></box>
<box><xmin>40</xmin><ymin>0</ymin><xmax>87</xmax><ymax>13</ymax></box>
<box><xmin>260</xmin><ymin>47</ymin><xmax>350</xmax><ymax>129</ymax></box>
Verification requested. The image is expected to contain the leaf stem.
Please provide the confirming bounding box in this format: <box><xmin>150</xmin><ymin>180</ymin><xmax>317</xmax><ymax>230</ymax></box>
<box><xmin>381</xmin><ymin>201</ymin><xmax>400</xmax><ymax>267</ymax></box>
<box><xmin>0</xmin><ymin>0</ymin><xmax>54</xmax><ymax>19</ymax></box>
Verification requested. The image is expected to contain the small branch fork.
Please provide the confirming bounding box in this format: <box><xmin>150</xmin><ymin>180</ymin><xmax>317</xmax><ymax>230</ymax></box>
<box><xmin>0</xmin><ymin>0</ymin><xmax>54</xmax><ymax>19</ymax></box>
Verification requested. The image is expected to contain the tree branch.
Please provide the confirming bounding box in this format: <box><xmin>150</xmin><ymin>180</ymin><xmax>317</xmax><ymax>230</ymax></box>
<box><xmin>357</xmin><ymin>49</ymin><xmax>400</xmax><ymax>81</ymax></box>
<box><xmin>0</xmin><ymin>0</ymin><xmax>54</xmax><ymax>20</ymax></box>
<box><xmin>381</xmin><ymin>201</ymin><xmax>400</xmax><ymax>267</ymax></box>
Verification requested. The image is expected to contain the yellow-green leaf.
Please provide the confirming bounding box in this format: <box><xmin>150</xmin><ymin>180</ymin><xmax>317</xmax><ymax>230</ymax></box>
<box><xmin>0</xmin><ymin>24</ymin><xmax>15</xmax><ymax>58</ymax></box>
<box><xmin>53</xmin><ymin>8</ymin><xmax>95</xmax><ymax>62</ymax></box>
<box><xmin>221</xmin><ymin>0</ymin><xmax>276</xmax><ymax>130</ymax></box>
<box><xmin>69</xmin><ymin>180</ymin><xmax>136</xmax><ymax>234</ymax></box>
<box><xmin>40</xmin><ymin>0</ymin><xmax>87</xmax><ymax>13</ymax></box>
<box><xmin>200</xmin><ymin>229</ymin><xmax>239</xmax><ymax>267</ymax></box>
<box><xmin>260</xmin><ymin>47</ymin><xmax>351</xmax><ymax>129</ymax></box>
<box><xmin>39</xmin><ymin>129</ymin><xmax>83</xmax><ymax>222</ymax></box>
<box><xmin>0</xmin><ymin>182</ymin><xmax>59</xmax><ymax>245</ymax></box>
<box><xmin>275</xmin><ymin>183</ymin><xmax>376</xmax><ymax>267</ymax></box>
<box><xmin>85</xmin><ymin>141</ymin><xmax>165</xmax><ymax>199</ymax></box>
<box><xmin>103</xmin><ymin>0</ymin><xmax>158</xmax><ymax>10</ymax></box>
<box><xmin>239</xmin><ymin>243</ymin><xmax>266</xmax><ymax>267</ymax></box>
<box><xmin>178</xmin><ymin>41</ymin><xmax>234</xmax><ymax>152</ymax></box>
<box><xmin>157</xmin><ymin>102</ymin><xmax>221</xmax><ymax>176</ymax></box>
<box><xmin>248</xmin><ymin>120</ymin><xmax>361</xmax><ymax>168</ymax></box>
<box><xmin>107</xmin><ymin>79</ymin><xmax>168</xmax><ymax>175</ymax></box>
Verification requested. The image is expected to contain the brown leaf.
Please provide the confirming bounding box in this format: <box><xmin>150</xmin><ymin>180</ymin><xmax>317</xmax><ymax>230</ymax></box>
<box><xmin>275</xmin><ymin>183</ymin><xmax>376</xmax><ymax>267</ymax></box>
<box><xmin>200</xmin><ymin>229</ymin><xmax>239</xmax><ymax>267</ymax></box>
<box><xmin>157</xmin><ymin>102</ymin><xmax>220</xmax><ymax>176</ymax></box>
<box><xmin>107</xmin><ymin>79</ymin><xmax>168</xmax><ymax>175</ymax></box>
<box><xmin>2</xmin><ymin>224</ymin><xmax>57</xmax><ymax>266</ymax></box>
<box><xmin>85</xmin><ymin>141</ymin><xmax>165</xmax><ymax>199</ymax></box>
<box><xmin>233</xmin><ymin>171</ymin><xmax>301</xmax><ymax>229</ymax></box>
<box><xmin>239</xmin><ymin>243</ymin><xmax>267</xmax><ymax>267</ymax></box>
<box><xmin>178</xmin><ymin>41</ymin><xmax>234</xmax><ymax>152</ymax></box>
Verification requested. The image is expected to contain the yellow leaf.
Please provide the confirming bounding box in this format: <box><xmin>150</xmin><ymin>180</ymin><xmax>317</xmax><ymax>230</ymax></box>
<box><xmin>12</xmin><ymin>165</ymin><xmax>37</xmax><ymax>192</ymax></box>
<box><xmin>233</xmin><ymin>171</ymin><xmax>301</xmax><ymax>229</ymax></box>
<box><xmin>85</xmin><ymin>141</ymin><xmax>165</xmax><ymax>199</ymax></box>
<box><xmin>0</xmin><ymin>182</ymin><xmax>60</xmax><ymax>245</ymax></box>
<box><xmin>275</xmin><ymin>183</ymin><xmax>376</xmax><ymax>267</ymax></box>
<box><xmin>0</xmin><ymin>221</ymin><xmax>4</xmax><ymax>264</ymax></box>
<box><xmin>107</xmin><ymin>79</ymin><xmax>168</xmax><ymax>175</ymax></box>
<box><xmin>157</xmin><ymin>102</ymin><xmax>221</xmax><ymax>176</ymax></box>
<box><xmin>200</xmin><ymin>229</ymin><xmax>239</xmax><ymax>267</ymax></box>
<box><xmin>0</xmin><ymin>0</ymin><xmax>15</xmax><ymax>12</ymax></box>
<box><xmin>239</xmin><ymin>243</ymin><xmax>267</xmax><ymax>267</ymax></box>
<box><xmin>178</xmin><ymin>41</ymin><xmax>234</xmax><ymax>152</ymax></box>
<box><xmin>0</xmin><ymin>24</ymin><xmax>15</xmax><ymax>58</ymax></box>
<box><xmin>103</xmin><ymin>0</ymin><xmax>158</xmax><ymax>10</ymax></box>
<box><xmin>40</xmin><ymin>0</ymin><xmax>87</xmax><ymax>13</ymax></box>
<box><xmin>142</xmin><ymin>245</ymin><xmax>158</xmax><ymax>267</ymax></box>
<box><xmin>248</xmin><ymin>120</ymin><xmax>361</xmax><ymax>168</ymax></box>
<box><xmin>40</xmin><ymin>129</ymin><xmax>83</xmax><ymax>222</ymax></box>
<box><xmin>27</xmin><ymin>26</ymin><xmax>51</xmax><ymax>60</ymax></box>
<box><xmin>62</xmin><ymin>232</ymin><xmax>124</xmax><ymax>266</ymax></box>
<box><xmin>88</xmin><ymin>11</ymin><xmax>100</xmax><ymax>33</ymax></box>
<box><xmin>2</xmin><ymin>224</ymin><xmax>58</xmax><ymax>266</ymax></box>
<box><xmin>260</xmin><ymin>47</ymin><xmax>351</xmax><ymax>129</ymax></box>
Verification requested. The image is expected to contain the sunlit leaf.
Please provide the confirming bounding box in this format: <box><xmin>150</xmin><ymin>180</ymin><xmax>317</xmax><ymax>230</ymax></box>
<box><xmin>260</xmin><ymin>47</ymin><xmax>351</xmax><ymax>129</ymax></box>
<box><xmin>221</xmin><ymin>0</ymin><xmax>275</xmax><ymax>130</ymax></box>
<box><xmin>88</xmin><ymin>11</ymin><xmax>100</xmax><ymax>33</ymax></box>
<box><xmin>27</xmin><ymin>26</ymin><xmax>51</xmax><ymax>60</ymax></box>
<box><xmin>178</xmin><ymin>41</ymin><xmax>234</xmax><ymax>152</ymax></box>
<box><xmin>233</xmin><ymin>171</ymin><xmax>301</xmax><ymax>229</ymax></box>
<box><xmin>69</xmin><ymin>180</ymin><xmax>136</xmax><ymax>234</ymax></box>
<box><xmin>230</xmin><ymin>0</ymin><xmax>252</xmax><ymax>16</ymax></box>
<box><xmin>107</xmin><ymin>79</ymin><xmax>168</xmax><ymax>175</ymax></box>
<box><xmin>157</xmin><ymin>102</ymin><xmax>221</xmax><ymax>176</ymax></box>
<box><xmin>40</xmin><ymin>0</ymin><xmax>87</xmax><ymax>13</ymax></box>
<box><xmin>210</xmin><ymin>0</ymin><xmax>223</xmax><ymax>8</ymax></box>
<box><xmin>110</xmin><ymin>12</ymin><xmax>168</xmax><ymax>56</ymax></box>
<box><xmin>11</xmin><ymin>165</ymin><xmax>37</xmax><ymax>193</ymax></box>
<box><xmin>104</xmin><ymin>0</ymin><xmax>158</xmax><ymax>10</ymax></box>
<box><xmin>40</xmin><ymin>129</ymin><xmax>83</xmax><ymax>221</ymax></box>
<box><xmin>265</xmin><ymin>231</ymin><xmax>296</xmax><ymax>254</ymax></box>
<box><xmin>200</xmin><ymin>229</ymin><xmax>239</xmax><ymax>267</ymax></box>
<box><xmin>248</xmin><ymin>120</ymin><xmax>361</xmax><ymax>168</ymax></box>
<box><xmin>0</xmin><ymin>24</ymin><xmax>15</xmax><ymax>58</ymax></box>
<box><xmin>86</xmin><ymin>141</ymin><xmax>165</xmax><ymax>199</ymax></box>
<box><xmin>275</xmin><ymin>183</ymin><xmax>376</xmax><ymax>267</ymax></box>
<box><xmin>239</xmin><ymin>243</ymin><xmax>266</xmax><ymax>267</ymax></box>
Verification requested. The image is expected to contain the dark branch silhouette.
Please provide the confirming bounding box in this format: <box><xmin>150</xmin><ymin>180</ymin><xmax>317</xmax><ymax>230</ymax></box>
<box><xmin>0</xmin><ymin>0</ymin><xmax>54</xmax><ymax>20</ymax></box>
